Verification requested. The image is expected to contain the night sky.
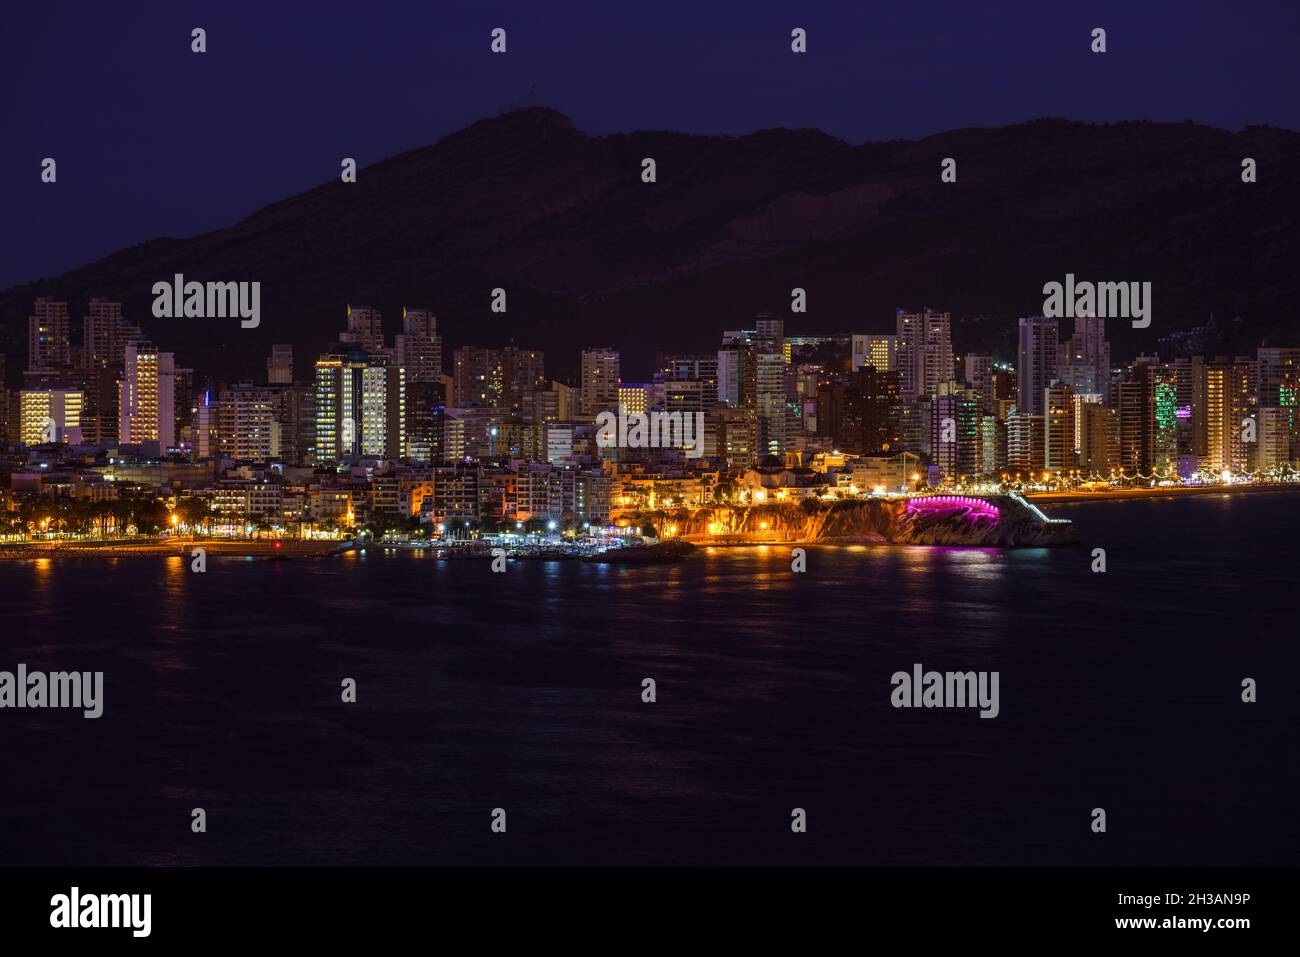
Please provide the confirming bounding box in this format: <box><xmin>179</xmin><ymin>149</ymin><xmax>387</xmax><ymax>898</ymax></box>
<box><xmin>4</xmin><ymin>0</ymin><xmax>1297</xmax><ymax>289</ymax></box>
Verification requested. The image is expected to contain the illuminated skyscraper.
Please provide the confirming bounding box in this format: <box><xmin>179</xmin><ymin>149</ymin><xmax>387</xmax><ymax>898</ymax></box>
<box><xmin>932</xmin><ymin>384</ymin><xmax>980</xmax><ymax>478</ymax></box>
<box><xmin>1043</xmin><ymin>386</ymin><xmax>1077</xmax><ymax>472</ymax></box>
<box><xmin>218</xmin><ymin>383</ymin><xmax>279</xmax><ymax>461</ymax></box>
<box><xmin>618</xmin><ymin>384</ymin><xmax>649</xmax><ymax>414</ymax></box>
<box><xmin>119</xmin><ymin>342</ymin><xmax>176</xmax><ymax>449</ymax></box>
<box><xmin>19</xmin><ymin>387</ymin><xmax>83</xmax><ymax>445</ymax></box>
<box><xmin>852</xmin><ymin>335</ymin><xmax>899</xmax><ymax>373</ymax></box>
<box><xmin>314</xmin><ymin>348</ymin><xmax>406</xmax><ymax>462</ymax></box>
<box><xmin>1197</xmin><ymin>356</ymin><xmax>1257</xmax><ymax>473</ymax></box>
<box><xmin>1007</xmin><ymin>410</ymin><xmax>1044</xmax><ymax>472</ymax></box>
<box><xmin>1079</xmin><ymin>404</ymin><xmax>1119</xmax><ymax>473</ymax></box>
<box><xmin>579</xmin><ymin>347</ymin><xmax>620</xmax><ymax>416</ymax></box>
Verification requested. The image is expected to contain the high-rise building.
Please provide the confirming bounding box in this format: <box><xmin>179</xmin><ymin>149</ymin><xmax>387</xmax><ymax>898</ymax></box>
<box><xmin>173</xmin><ymin>367</ymin><xmax>195</xmax><ymax>450</ymax></box>
<box><xmin>895</xmin><ymin>310</ymin><xmax>923</xmax><ymax>401</ymax></box>
<box><xmin>1255</xmin><ymin>406</ymin><xmax>1295</xmax><ymax>470</ymax></box>
<box><xmin>1007</xmin><ymin>411</ymin><xmax>1045</xmax><ymax>473</ymax></box>
<box><xmin>453</xmin><ymin>347</ymin><xmax>504</xmax><ymax>408</ymax></box>
<box><xmin>717</xmin><ymin>332</ymin><xmax>753</xmax><ymax>408</ymax></box>
<box><xmin>852</xmin><ymin>335</ymin><xmax>899</xmax><ymax>374</ymax></box>
<box><xmin>267</xmin><ymin>344</ymin><xmax>295</xmax><ymax>385</ymax></box>
<box><xmin>1118</xmin><ymin>359</ymin><xmax>1180</xmax><ymax>473</ymax></box>
<box><xmin>817</xmin><ymin>368</ymin><xmax>902</xmax><ymax>456</ymax></box>
<box><xmin>72</xmin><ymin>366</ymin><xmax>120</xmax><ymax>445</ymax></box>
<box><xmin>218</xmin><ymin>383</ymin><xmax>279</xmax><ymax>461</ymax></box>
<box><xmin>502</xmin><ymin>347</ymin><xmax>545</xmax><ymax>410</ymax></box>
<box><xmin>1043</xmin><ymin>386</ymin><xmax>1077</xmax><ymax>472</ymax></box>
<box><xmin>69</xmin><ymin>299</ymin><xmax>142</xmax><ymax>445</ymax></box>
<box><xmin>1150</xmin><ymin>367</ymin><xmax>1180</xmax><ymax>473</ymax></box>
<box><xmin>738</xmin><ymin>314</ymin><xmax>789</xmax><ymax>457</ymax></box>
<box><xmin>979</xmin><ymin>415</ymin><xmax>1008</xmax><ymax>473</ymax></box>
<box><xmin>990</xmin><ymin>367</ymin><xmax>1015</xmax><ymax>412</ymax></box>
<box><xmin>405</xmin><ymin>379</ymin><xmax>448</xmax><ymax>464</ymax></box>
<box><xmin>963</xmin><ymin>354</ymin><xmax>993</xmax><ymax>411</ymax></box>
<box><xmin>716</xmin><ymin>405</ymin><xmax>758</xmax><ymax>469</ymax></box>
<box><xmin>1117</xmin><ymin>380</ymin><xmax>1144</xmax><ymax>471</ymax></box>
<box><xmin>1016</xmin><ymin>317</ymin><xmax>1059</xmax><ymax>417</ymax></box>
<box><xmin>754</xmin><ymin>313</ymin><xmax>784</xmax><ymax>349</ymax></box>
<box><xmin>1079</xmin><ymin>404</ymin><xmax>1119</xmax><ymax>473</ymax></box>
<box><xmin>1257</xmin><ymin>347</ymin><xmax>1300</xmax><ymax>408</ymax></box>
<box><xmin>895</xmin><ymin>309</ymin><xmax>953</xmax><ymax>401</ymax></box>
<box><xmin>1061</xmin><ymin>315</ymin><xmax>1111</xmax><ymax>403</ymax></box>
<box><xmin>919</xmin><ymin>311</ymin><xmax>954</xmax><ymax>400</ymax></box>
<box><xmin>28</xmin><ymin>298</ymin><xmax>72</xmax><ymax>370</ymax></box>
<box><xmin>755</xmin><ymin>350</ymin><xmax>787</xmax><ymax>457</ymax></box>
<box><xmin>119</xmin><ymin>342</ymin><xmax>176</xmax><ymax>449</ymax></box>
<box><xmin>656</xmin><ymin>355</ymin><xmax>719</xmax><ymax>396</ymax></box>
<box><xmin>663</xmin><ymin>380</ymin><xmax>707</xmax><ymax>416</ymax></box>
<box><xmin>0</xmin><ymin>352</ymin><xmax>8</xmax><ymax>444</ymax></box>
<box><xmin>19</xmin><ymin>387</ymin><xmax>83</xmax><ymax>445</ymax></box>
<box><xmin>579</xmin><ymin>347</ymin><xmax>620</xmax><ymax>417</ymax></box>
<box><xmin>81</xmin><ymin>299</ymin><xmax>142</xmax><ymax>369</ymax></box>
<box><xmin>314</xmin><ymin>349</ymin><xmax>406</xmax><ymax>461</ymax></box>
<box><xmin>617</xmin><ymin>384</ymin><xmax>650</xmax><ymax>414</ymax></box>
<box><xmin>393</xmin><ymin>308</ymin><xmax>443</xmax><ymax>384</ymax></box>
<box><xmin>932</xmin><ymin>384</ymin><xmax>981</xmax><ymax>478</ymax></box>
<box><xmin>339</xmin><ymin>305</ymin><xmax>385</xmax><ymax>353</ymax></box>
<box><xmin>1198</xmin><ymin>356</ymin><xmax>1258</xmax><ymax>473</ymax></box>
<box><xmin>445</xmin><ymin>346</ymin><xmax>541</xmax><ymax>412</ymax></box>
<box><xmin>193</xmin><ymin>392</ymin><xmax>220</xmax><ymax>459</ymax></box>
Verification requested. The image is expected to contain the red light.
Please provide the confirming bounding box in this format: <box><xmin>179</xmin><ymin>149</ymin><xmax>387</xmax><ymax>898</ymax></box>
<box><xmin>274</xmin><ymin>541</ymin><xmax>282</xmax><ymax>549</ymax></box>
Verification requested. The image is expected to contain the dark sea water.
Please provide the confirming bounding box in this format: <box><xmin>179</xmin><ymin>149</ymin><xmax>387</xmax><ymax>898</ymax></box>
<box><xmin>2</xmin><ymin>493</ymin><xmax>1297</xmax><ymax>866</ymax></box>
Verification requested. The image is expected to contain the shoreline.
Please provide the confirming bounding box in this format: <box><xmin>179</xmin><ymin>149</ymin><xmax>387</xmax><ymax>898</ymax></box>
<box><xmin>1025</xmin><ymin>483</ymin><xmax>1300</xmax><ymax>504</ymax></box>
<box><xmin>0</xmin><ymin>540</ymin><xmax>348</xmax><ymax>561</ymax></box>
<box><xmin>3</xmin><ymin>483</ymin><xmax>1295</xmax><ymax>559</ymax></box>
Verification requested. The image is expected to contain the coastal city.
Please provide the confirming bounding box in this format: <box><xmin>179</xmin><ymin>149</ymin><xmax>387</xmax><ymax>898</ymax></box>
<box><xmin>2</xmin><ymin>297</ymin><xmax>1297</xmax><ymax>555</ymax></box>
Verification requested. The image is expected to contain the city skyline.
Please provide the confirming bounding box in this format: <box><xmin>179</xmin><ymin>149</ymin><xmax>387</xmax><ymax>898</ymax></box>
<box><xmin>3</xmin><ymin>287</ymin><xmax>1296</xmax><ymax>548</ymax></box>
<box><xmin>4</xmin><ymin>4</ymin><xmax>1296</xmax><ymax>932</ymax></box>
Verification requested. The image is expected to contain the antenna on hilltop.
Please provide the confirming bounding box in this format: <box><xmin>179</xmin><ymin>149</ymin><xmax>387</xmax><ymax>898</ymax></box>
<box><xmin>528</xmin><ymin>82</ymin><xmax>536</xmax><ymax>108</ymax></box>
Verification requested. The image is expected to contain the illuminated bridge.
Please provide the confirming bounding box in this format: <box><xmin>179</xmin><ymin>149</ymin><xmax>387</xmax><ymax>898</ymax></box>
<box><xmin>904</xmin><ymin>495</ymin><xmax>1001</xmax><ymax>525</ymax></box>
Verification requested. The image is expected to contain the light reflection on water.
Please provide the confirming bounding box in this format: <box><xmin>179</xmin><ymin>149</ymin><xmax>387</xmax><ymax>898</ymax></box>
<box><xmin>0</xmin><ymin>494</ymin><xmax>1296</xmax><ymax>866</ymax></box>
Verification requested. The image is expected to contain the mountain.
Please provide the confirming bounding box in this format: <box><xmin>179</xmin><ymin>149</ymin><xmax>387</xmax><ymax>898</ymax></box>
<box><xmin>4</xmin><ymin>107</ymin><xmax>1299</xmax><ymax>385</ymax></box>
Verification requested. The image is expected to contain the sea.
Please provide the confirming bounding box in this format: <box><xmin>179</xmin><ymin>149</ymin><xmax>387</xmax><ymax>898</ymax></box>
<box><xmin>1</xmin><ymin>492</ymin><xmax>1296</xmax><ymax>866</ymax></box>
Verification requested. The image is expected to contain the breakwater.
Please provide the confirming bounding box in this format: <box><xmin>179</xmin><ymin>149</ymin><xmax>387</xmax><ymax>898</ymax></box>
<box><xmin>638</xmin><ymin>494</ymin><xmax>1077</xmax><ymax>547</ymax></box>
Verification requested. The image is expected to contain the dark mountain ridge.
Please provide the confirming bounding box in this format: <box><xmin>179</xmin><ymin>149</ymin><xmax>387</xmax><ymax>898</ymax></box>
<box><xmin>4</xmin><ymin>107</ymin><xmax>1298</xmax><ymax>385</ymax></box>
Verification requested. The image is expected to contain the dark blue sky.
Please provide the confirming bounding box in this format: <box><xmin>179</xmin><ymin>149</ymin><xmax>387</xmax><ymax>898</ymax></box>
<box><xmin>4</xmin><ymin>0</ymin><xmax>1297</xmax><ymax>288</ymax></box>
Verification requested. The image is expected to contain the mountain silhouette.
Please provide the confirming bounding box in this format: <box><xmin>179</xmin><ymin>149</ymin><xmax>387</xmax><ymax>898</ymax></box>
<box><xmin>4</xmin><ymin>107</ymin><xmax>1298</xmax><ymax>385</ymax></box>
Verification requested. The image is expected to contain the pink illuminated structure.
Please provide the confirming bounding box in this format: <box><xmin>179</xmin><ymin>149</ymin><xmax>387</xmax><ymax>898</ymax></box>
<box><xmin>904</xmin><ymin>495</ymin><xmax>1001</xmax><ymax>525</ymax></box>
